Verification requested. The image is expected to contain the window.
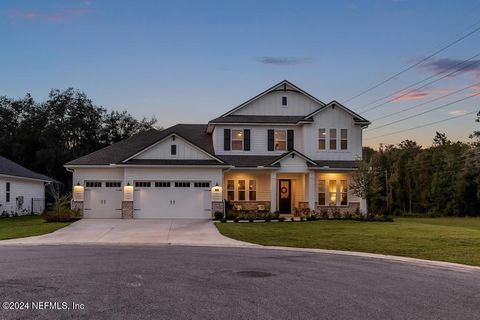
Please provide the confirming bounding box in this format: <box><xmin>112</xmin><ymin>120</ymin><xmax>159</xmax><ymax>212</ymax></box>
<box><xmin>329</xmin><ymin>129</ymin><xmax>337</xmax><ymax>150</ymax></box>
<box><xmin>231</xmin><ymin>130</ymin><xmax>243</xmax><ymax>150</ymax></box>
<box><xmin>238</xmin><ymin>180</ymin><xmax>246</xmax><ymax>200</ymax></box>
<box><xmin>105</xmin><ymin>181</ymin><xmax>121</xmax><ymax>188</ymax></box>
<box><xmin>135</xmin><ymin>181</ymin><xmax>151</xmax><ymax>188</ymax></box>
<box><xmin>318</xmin><ymin>128</ymin><xmax>326</xmax><ymax>150</ymax></box>
<box><xmin>6</xmin><ymin>182</ymin><xmax>10</xmax><ymax>203</ymax></box>
<box><xmin>174</xmin><ymin>182</ymin><xmax>190</xmax><ymax>188</ymax></box>
<box><xmin>341</xmin><ymin>129</ymin><xmax>348</xmax><ymax>150</ymax></box>
<box><xmin>249</xmin><ymin>180</ymin><xmax>256</xmax><ymax>201</ymax></box>
<box><xmin>85</xmin><ymin>181</ymin><xmax>102</xmax><ymax>188</ymax></box>
<box><xmin>340</xmin><ymin>180</ymin><xmax>348</xmax><ymax>205</ymax></box>
<box><xmin>318</xmin><ymin>180</ymin><xmax>326</xmax><ymax>206</ymax></box>
<box><xmin>329</xmin><ymin>180</ymin><xmax>337</xmax><ymax>206</ymax></box>
<box><xmin>282</xmin><ymin>96</ymin><xmax>287</xmax><ymax>106</ymax></box>
<box><xmin>274</xmin><ymin>130</ymin><xmax>287</xmax><ymax>151</ymax></box>
<box><xmin>171</xmin><ymin>144</ymin><xmax>177</xmax><ymax>155</ymax></box>
<box><xmin>227</xmin><ymin>180</ymin><xmax>234</xmax><ymax>201</ymax></box>
<box><xmin>155</xmin><ymin>181</ymin><xmax>171</xmax><ymax>188</ymax></box>
<box><xmin>194</xmin><ymin>182</ymin><xmax>210</xmax><ymax>188</ymax></box>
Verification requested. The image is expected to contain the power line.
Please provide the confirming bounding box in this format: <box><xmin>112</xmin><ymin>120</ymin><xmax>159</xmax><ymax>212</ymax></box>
<box><xmin>366</xmin><ymin>92</ymin><xmax>480</xmax><ymax>132</ymax></box>
<box><xmin>366</xmin><ymin>110</ymin><xmax>478</xmax><ymax>140</ymax></box>
<box><xmin>342</xmin><ymin>24</ymin><xmax>480</xmax><ymax>104</ymax></box>
<box><xmin>357</xmin><ymin>56</ymin><xmax>480</xmax><ymax>111</ymax></box>
<box><xmin>359</xmin><ymin>53</ymin><xmax>480</xmax><ymax>114</ymax></box>
<box><xmin>370</xmin><ymin>83</ymin><xmax>480</xmax><ymax>122</ymax></box>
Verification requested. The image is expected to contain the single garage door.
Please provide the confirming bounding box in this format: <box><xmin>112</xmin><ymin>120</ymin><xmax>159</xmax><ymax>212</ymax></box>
<box><xmin>133</xmin><ymin>181</ymin><xmax>212</xmax><ymax>219</ymax></box>
<box><xmin>84</xmin><ymin>181</ymin><xmax>123</xmax><ymax>219</ymax></box>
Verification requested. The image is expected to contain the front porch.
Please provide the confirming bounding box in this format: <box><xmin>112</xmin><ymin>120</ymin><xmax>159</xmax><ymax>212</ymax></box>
<box><xmin>223</xmin><ymin>170</ymin><xmax>364</xmax><ymax>216</ymax></box>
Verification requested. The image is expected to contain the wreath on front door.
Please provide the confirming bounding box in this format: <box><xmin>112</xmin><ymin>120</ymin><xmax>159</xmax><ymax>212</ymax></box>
<box><xmin>281</xmin><ymin>187</ymin><xmax>288</xmax><ymax>194</ymax></box>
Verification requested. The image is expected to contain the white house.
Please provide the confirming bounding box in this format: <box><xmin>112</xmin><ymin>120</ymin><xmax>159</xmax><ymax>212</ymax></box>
<box><xmin>65</xmin><ymin>80</ymin><xmax>371</xmax><ymax>219</ymax></box>
<box><xmin>0</xmin><ymin>155</ymin><xmax>52</xmax><ymax>215</ymax></box>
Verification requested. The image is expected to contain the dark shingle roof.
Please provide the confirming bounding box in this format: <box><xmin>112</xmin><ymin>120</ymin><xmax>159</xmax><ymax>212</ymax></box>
<box><xmin>309</xmin><ymin>160</ymin><xmax>358</xmax><ymax>169</ymax></box>
<box><xmin>216</xmin><ymin>155</ymin><xmax>280</xmax><ymax>167</ymax></box>
<box><xmin>124</xmin><ymin>159</ymin><xmax>224</xmax><ymax>166</ymax></box>
<box><xmin>66</xmin><ymin>124</ymin><xmax>215</xmax><ymax>166</ymax></box>
<box><xmin>0</xmin><ymin>156</ymin><xmax>52</xmax><ymax>181</ymax></box>
<box><xmin>209</xmin><ymin>115</ymin><xmax>312</xmax><ymax>124</ymax></box>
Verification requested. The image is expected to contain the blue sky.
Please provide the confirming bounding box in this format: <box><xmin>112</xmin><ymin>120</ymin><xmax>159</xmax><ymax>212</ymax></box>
<box><xmin>1</xmin><ymin>0</ymin><xmax>480</xmax><ymax>147</ymax></box>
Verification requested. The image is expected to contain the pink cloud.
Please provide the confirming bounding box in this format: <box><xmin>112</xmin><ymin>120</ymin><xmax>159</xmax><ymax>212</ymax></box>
<box><xmin>392</xmin><ymin>87</ymin><xmax>451</xmax><ymax>102</ymax></box>
<box><xmin>7</xmin><ymin>5</ymin><xmax>90</xmax><ymax>22</ymax></box>
<box><xmin>392</xmin><ymin>89</ymin><xmax>430</xmax><ymax>102</ymax></box>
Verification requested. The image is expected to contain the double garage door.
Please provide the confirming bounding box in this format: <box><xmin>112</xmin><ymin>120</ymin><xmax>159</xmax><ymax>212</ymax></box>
<box><xmin>83</xmin><ymin>180</ymin><xmax>212</xmax><ymax>219</ymax></box>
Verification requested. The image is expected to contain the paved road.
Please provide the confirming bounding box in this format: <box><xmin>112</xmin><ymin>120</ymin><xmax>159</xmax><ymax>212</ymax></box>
<box><xmin>0</xmin><ymin>245</ymin><xmax>479</xmax><ymax>320</ymax></box>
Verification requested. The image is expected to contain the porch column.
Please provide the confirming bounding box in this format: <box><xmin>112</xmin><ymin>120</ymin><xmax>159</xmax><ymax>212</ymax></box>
<box><xmin>308</xmin><ymin>170</ymin><xmax>316</xmax><ymax>211</ymax></box>
<box><xmin>270</xmin><ymin>171</ymin><xmax>277</xmax><ymax>212</ymax></box>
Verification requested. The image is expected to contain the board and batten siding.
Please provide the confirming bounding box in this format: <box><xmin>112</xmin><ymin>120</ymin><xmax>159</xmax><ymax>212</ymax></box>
<box><xmin>303</xmin><ymin>106</ymin><xmax>363</xmax><ymax>161</ymax></box>
<box><xmin>72</xmin><ymin>168</ymin><xmax>124</xmax><ymax>186</ymax></box>
<box><xmin>213</xmin><ymin>125</ymin><xmax>304</xmax><ymax>156</ymax></box>
<box><xmin>135</xmin><ymin>136</ymin><xmax>211</xmax><ymax>160</ymax></box>
<box><xmin>124</xmin><ymin>167</ymin><xmax>223</xmax><ymax>186</ymax></box>
<box><xmin>0</xmin><ymin>177</ymin><xmax>45</xmax><ymax>214</ymax></box>
<box><xmin>231</xmin><ymin>91</ymin><xmax>322</xmax><ymax>116</ymax></box>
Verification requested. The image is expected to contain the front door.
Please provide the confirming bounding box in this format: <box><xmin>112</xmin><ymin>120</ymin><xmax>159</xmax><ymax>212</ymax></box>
<box><xmin>278</xmin><ymin>179</ymin><xmax>292</xmax><ymax>214</ymax></box>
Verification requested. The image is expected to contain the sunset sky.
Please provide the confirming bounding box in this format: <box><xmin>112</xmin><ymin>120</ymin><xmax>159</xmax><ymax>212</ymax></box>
<box><xmin>1</xmin><ymin>0</ymin><xmax>479</xmax><ymax>148</ymax></box>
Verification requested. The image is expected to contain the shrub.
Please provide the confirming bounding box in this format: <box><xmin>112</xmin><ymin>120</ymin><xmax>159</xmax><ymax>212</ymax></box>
<box><xmin>233</xmin><ymin>217</ymin><xmax>240</xmax><ymax>223</ymax></box>
<box><xmin>214</xmin><ymin>211</ymin><xmax>223</xmax><ymax>220</ymax></box>
<box><xmin>42</xmin><ymin>194</ymin><xmax>81</xmax><ymax>223</ymax></box>
<box><xmin>278</xmin><ymin>217</ymin><xmax>285</xmax><ymax>222</ymax></box>
<box><xmin>220</xmin><ymin>218</ymin><xmax>227</xmax><ymax>223</ymax></box>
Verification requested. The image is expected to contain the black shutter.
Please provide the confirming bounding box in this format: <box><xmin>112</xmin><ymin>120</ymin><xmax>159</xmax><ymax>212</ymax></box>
<box><xmin>287</xmin><ymin>130</ymin><xmax>294</xmax><ymax>151</ymax></box>
<box><xmin>243</xmin><ymin>129</ymin><xmax>250</xmax><ymax>151</ymax></box>
<box><xmin>267</xmin><ymin>129</ymin><xmax>275</xmax><ymax>151</ymax></box>
<box><xmin>224</xmin><ymin>129</ymin><xmax>231</xmax><ymax>151</ymax></box>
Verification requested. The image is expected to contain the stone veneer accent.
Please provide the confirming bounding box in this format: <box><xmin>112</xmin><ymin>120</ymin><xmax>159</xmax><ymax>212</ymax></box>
<box><xmin>122</xmin><ymin>201</ymin><xmax>134</xmax><ymax>219</ymax></box>
<box><xmin>212</xmin><ymin>201</ymin><xmax>224</xmax><ymax>216</ymax></box>
<box><xmin>230</xmin><ymin>201</ymin><xmax>271</xmax><ymax>212</ymax></box>
<box><xmin>71</xmin><ymin>201</ymin><xmax>84</xmax><ymax>216</ymax></box>
<box><xmin>315</xmin><ymin>202</ymin><xmax>361</xmax><ymax>217</ymax></box>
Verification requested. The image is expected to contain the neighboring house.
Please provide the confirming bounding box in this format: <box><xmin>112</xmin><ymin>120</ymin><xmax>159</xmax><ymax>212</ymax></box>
<box><xmin>0</xmin><ymin>155</ymin><xmax>52</xmax><ymax>215</ymax></box>
<box><xmin>65</xmin><ymin>80</ymin><xmax>370</xmax><ymax>219</ymax></box>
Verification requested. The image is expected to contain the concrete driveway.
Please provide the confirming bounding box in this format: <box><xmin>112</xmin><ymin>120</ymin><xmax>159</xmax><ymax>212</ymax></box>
<box><xmin>1</xmin><ymin>219</ymin><xmax>253</xmax><ymax>247</ymax></box>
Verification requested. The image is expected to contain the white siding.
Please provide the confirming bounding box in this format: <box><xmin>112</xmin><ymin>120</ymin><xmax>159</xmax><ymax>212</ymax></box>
<box><xmin>0</xmin><ymin>177</ymin><xmax>45</xmax><ymax>214</ymax></box>
<box><xmin>232</xmin><ymin>91</ymin><xmax>322</xmax><ymax>116</ymax></box>
<box><xmin>303</xmin><ymin>106</ymin><xmax>363</xmax><ymax>161</ymax></box>
<box><xmin>72</xmin><ymin>168</ymin><xmax>124</xmax><ymax>186</ymax></box>
<box><xmin>124</xmin><ymin>167</ymin><xmax>222</xmax><ymax>185</ymax></box>
<box><xmin>135</xmin><ymin>136</ymin><xmax>211</xmax><ymax>160</ymax></box>
<box><xmin>213</xmin><ymin>125</ymin><xmax>304</xmax><ymax>155</ymax></box>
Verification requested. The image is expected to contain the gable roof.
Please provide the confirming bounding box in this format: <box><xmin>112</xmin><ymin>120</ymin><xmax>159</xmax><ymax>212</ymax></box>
<box><xmin>0</xmin><ymin>156</ymin><xmax>52</xmax><ymax>182</ymax></box>
<box><xmin>65</xmin><ymin>124</ymin><xmax>217</xmax><ymax>166</ymax></box>
<box><xmin>268</xmin><ymin>150</ymin><xmax>318</xmax><ymax>166</ymax></box>
<box><xmin>304</xmin><ymin>100</ymin><xmax>371</xmax><ymax>125</ymax></box>
<box><xmin>218</xmin><ymin>80</ymin><xmax>326</xmax><ymax>118</ymax></box>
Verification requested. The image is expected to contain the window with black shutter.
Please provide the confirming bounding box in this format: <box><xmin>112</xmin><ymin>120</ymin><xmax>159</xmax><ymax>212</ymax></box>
<box><xmin>243</xmin><ymin>129</ymin><xmax>250</xmax><ymax>151</ymax></box>
<box><xmin>267</xmin><ymin>129</ymin><xmax>275</xmax><ymax>151</ymax></box>
<box><xmin>287</xmin><ymin>130</ymin><xmax>294</xmax><ymax>151</ymax></box>
<box><xmin>224</xmin><ymin>129</ymin><xmax>231</xmax><ymax>151</ymax></box>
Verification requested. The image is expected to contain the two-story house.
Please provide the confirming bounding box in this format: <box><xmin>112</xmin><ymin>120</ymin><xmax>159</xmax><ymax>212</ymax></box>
<box><xmin>65</xmin><ymin>80</ymin><xmax>370</xmax><ymax>219</ymax></box>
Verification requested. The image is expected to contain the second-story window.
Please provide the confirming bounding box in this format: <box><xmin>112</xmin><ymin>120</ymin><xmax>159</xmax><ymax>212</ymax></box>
<box><xmin>274</xmin><ymin>130</ymin><xmax>287</xmax><ymax>151</ymax></box>
<box><xmin>231</xmin><ymin>130</ymin><xmax>243</xmax><ymax>150</ymax></box>
<box><xmin>329</xmin><ymin>129</ymin><xmax>337</xmax><ymax>150</ymax></box>
<box><xmin>171</xmin><ymin>144</ymin><xmax>177</xmax><ymax>155</ymax></box>
<box><xmin>282</xmin><ymin>96</ymin><xmax>287</xmax><ymax>106</ymax></box>
<box><xmin>318</xmin><ymin>129</ymin><xmax>326</xmax><ymax>150</ymax></box>
<box><xmin>341</xmin><ymin>129</ymin><xmax>348</xmax><ymax>150</ymax></box>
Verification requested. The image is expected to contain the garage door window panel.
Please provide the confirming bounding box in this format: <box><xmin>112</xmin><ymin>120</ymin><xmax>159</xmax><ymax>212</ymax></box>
<box><xmin>155</xmin><ymin>182</ymin><xmax>171</xmax><ymax>188</ymax></box>
<box><xmin>85</xmin><ymin>181</ymin><xmax>102</xmax><ymax>188</ymax></box>
<box><xmin>175</xmin><ymin>182</ymin><xmax>191</xmax><ymax>188</ymax></box>
<box><xmin>194</xmin><ymin>182</ymin><xmax>210</xmax><ymax>188</ymax></box>
<box><xmin>105</xmin><ymin>181</ymin><xmax>122</xmax><ymax>188</ymax></box>
<box><xmin>135</xmin><ymin>181</ymin><xmax>151</xmax><ymax>188</ymax></box>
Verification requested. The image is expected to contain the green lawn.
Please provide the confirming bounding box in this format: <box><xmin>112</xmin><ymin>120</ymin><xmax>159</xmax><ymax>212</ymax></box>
<box><xmin>216</xmin><ymin>217</ymin><xmax>480</xmax><ymax>266</ymax></box>
<box><xmin>0</xmin><ymin>215</ymin><xmax>71</xmax><ymax>240</ymax></box>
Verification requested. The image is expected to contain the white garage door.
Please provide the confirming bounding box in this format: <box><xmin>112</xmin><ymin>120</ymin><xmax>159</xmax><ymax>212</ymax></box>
<box><xmin>84</xmin><ymin>181</ymin><xmax>123</xmax><ymax>219</ymax></box>
<box><xmin>133</xmin><ymin>181</ymin><xmax>212</xmax><ymax>219</ymax></box>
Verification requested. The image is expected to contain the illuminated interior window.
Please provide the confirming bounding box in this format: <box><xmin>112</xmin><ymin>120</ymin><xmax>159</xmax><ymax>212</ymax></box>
<box><xmin>318</xmin><ymin>180</ymin><xmax>326</xmax><ymax>205</ymax></box>
<box><xmin>238</xmin><ymin>180</ymin><xmax>246</xmax><ymax>200</ymax></box>
<box><xmin>227</xmin><ymin>180</ymin><xmax>234</xmax><ymax>201</ymax></box>
<box><xmin>318</xmin><ymin>128</ymin><xmax>326</xmax><ymax>150</ymax></box>
<box><xmin>231</xmin><ymin>130</ymin><xmax>243</xmax><ymax>150</ymax></box>
<box><xmin>329</xmin><ymin>180</ymin><xmax>337</xmax><ymax>206</ymax></box>
<box><xmin>274</xmin><ymin>130</ymin><xmax>287</xmax><ymax>151</ymax></box>
<box><xmin>340</xmin><ymin>180</ymin><xmax>348</xmax><ymax>205</ymax></box>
